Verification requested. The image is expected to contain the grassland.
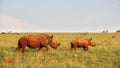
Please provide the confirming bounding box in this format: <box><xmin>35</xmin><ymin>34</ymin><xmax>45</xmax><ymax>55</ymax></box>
<box><xmin>0</xmin><ymin>32</ymin><xmax>120</xmax><ymax>68</ymax></box>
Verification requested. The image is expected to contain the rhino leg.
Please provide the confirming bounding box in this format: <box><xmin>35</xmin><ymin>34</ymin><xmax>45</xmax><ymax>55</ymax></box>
<box><xmin>38</xmin><ymin>46</ymin><xmax>43</xmax><ymax>51</ymax></box>
<box><xmin>44</xmin><ymin>45</ymin><xmax>49</xmax><ymax>52</ymax></box>
<box><xmin>71</xmin><ymin>42</ymin><xmax>76</xmax><ymax>51</ymax></box>
<box><xmin>22</xmin><ymin>46</ymin><xmax>26</xmax><ymax>53</ymax></box>
<box><xmin>83</xmin><ymin>46</ymin><xmax>88</xmax><ymax>51</ymax></box>
<box><xmin>14</xmin><ymin>46</ymin><xmax>20</xmax><ymax>52</ymax></box>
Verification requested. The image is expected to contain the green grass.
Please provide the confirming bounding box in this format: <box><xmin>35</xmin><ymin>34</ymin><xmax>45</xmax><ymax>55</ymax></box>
<box><xmin>0</xmin><ymin>32</ymin><xmax>120</xmax><ymax>68</ymax></box>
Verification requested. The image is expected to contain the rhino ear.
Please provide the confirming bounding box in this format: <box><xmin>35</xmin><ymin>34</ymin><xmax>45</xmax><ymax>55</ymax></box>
<box><xmin>58</xmin><ymin>43</ymin><xmax>60</xmax><ymax>46</ymax></box>
<box><xmin>51</xmin><ymin>35</ymin><xmax>53</xmax><ymax>38</ymax></box>
<box><xmin>89</xmin><ymin>38</ymin><xmax>92</xmax><ymax>41</ymax></box>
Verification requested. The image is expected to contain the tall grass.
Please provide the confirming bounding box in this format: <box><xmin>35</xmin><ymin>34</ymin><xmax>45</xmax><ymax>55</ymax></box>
<box><xmin>0</xmin><ymin>33</ymin><xmax>120</xmax><ymax>68</ymax></box>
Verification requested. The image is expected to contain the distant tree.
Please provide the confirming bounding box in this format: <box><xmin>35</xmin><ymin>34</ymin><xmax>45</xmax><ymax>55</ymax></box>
<box><xmin>116</xmin><ymin>29</ymin><xmax>120</xmax><ymax>32</ymax></box>
<box><xmin>102</xmin><ymin>30</ymin><xmax>105</xmax><ymax>33</ymax></box>
<box><xmin>106</xmin><ymin>30</ymin><xmax>108</xmax><ymax>33</ymax></box>
<box><xmin>102</xmin><ymin>30</ymin><xmax>108</xmax><ymax>33</ymax></box>
<box><xmin>1</xmin><ymin>32</ymin><xmax>6</xmax><ymax>34</ymax></box>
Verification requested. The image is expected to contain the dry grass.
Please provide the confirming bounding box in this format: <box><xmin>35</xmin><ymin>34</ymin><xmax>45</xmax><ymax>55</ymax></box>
<box><xmin>0</xmin><ymin>32</ymin><xmax>120</xmax><ymax>68</ymax></box>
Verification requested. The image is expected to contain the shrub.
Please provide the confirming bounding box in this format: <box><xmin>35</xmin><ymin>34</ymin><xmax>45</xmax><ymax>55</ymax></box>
<box><xmin>116</xmin><ymin>29</ymin><xmax>120</xmax><ymax>32</ymax></box>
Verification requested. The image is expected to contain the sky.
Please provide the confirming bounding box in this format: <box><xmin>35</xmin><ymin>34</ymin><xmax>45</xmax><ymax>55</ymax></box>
<box><xmin>0</xmin><ymin>0</ymin><xmax>120</xmax><ymax>32</ymax></box>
